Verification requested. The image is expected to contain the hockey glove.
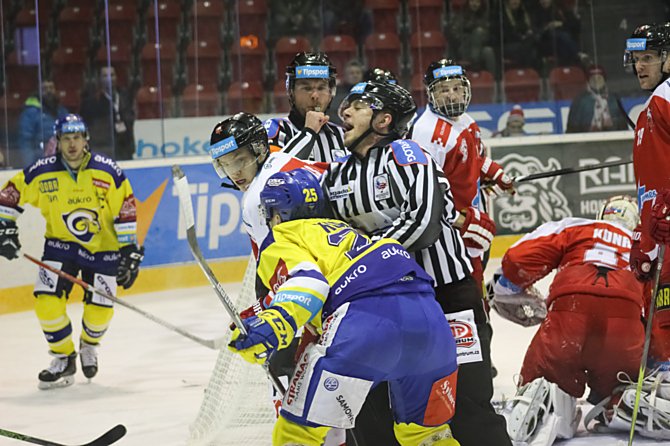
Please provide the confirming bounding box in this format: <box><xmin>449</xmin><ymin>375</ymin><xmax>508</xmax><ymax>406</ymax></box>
<box><xmin>229</xmin><ymin>296</ymin><xmax>269</xmax><ymax>331</ymax></box>
<box><xmin>481</xmin><ymin>157</ymin><xmax>515</xmax><ymax>197</ymax></box>
<box><xmin>228</xmin><ymin>308</ymin><xmax>297</xmax><ymax>365</ymax></box>
<box><xmin>651</xmin><ymin>189</ymin><xmax>670</xmax><ymax>245</ymax></box>
<box><xmin>459</xmin><ymin>207</ymin><xmax>496</xmax><ymax>251</ymax></box>
<box><xmin>0</xmin><ymin>220</ymin><xmax>20</xmax><ymax>260</ymax></box>
<box><xmin>492</xmin><ymin>276</ymin><xmax>547</xmax><ymax>327</ymax></box>
<box><xmin>630</xmin><ymin>224</ymin><xmax>658</xmax><ymax>283</ymax></box>
<box><xmin>116</xmin><ymin>244</ymin><xmax>145</xmax><ymax>289</ymax></box>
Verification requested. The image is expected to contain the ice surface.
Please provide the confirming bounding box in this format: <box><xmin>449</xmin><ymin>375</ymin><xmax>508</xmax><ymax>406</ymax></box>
<box><xmin>0</xmin><ymin>264</ymin><xmax>658</xmax><ymax>445</ymax></box>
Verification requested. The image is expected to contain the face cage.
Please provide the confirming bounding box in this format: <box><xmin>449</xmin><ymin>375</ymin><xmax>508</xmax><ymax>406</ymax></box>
<box><xmin>211</xmin><ymin>142</ymin><xmax>265</xmax><ymax>179</ymax></box>
<box><xmin>427</xmin><ymin>76</ymin><xmax>471</xmax><ymax>119</ymax></box>
<box><xmin>337</xmin><ymin>93</ymin><xmax>385</xmax><ymax>122</ymax></box>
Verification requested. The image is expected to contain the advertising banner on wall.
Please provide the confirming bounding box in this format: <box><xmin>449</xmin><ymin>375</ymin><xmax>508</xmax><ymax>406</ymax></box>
<box><xmin>124</xmin><ymin>162</ymin><xmax>250</xmax><ymax>267</ymax></box>
<box><xmin>489</xmin><ymin>137</ymin><xmax>636</xmax><ymax>236</ymax></box>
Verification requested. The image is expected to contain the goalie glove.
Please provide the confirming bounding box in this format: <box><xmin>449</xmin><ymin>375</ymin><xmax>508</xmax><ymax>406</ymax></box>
<box><xmin>481</xmin><ymin>157</ymin><xmax>515</xmax><ymax>197</ymax></box>
<box><xmin>228</xmin><ymin>307</ymin><xmax>297</xmax><ymax>365</ymax></box>
<box><xmin>0</xmin><ymin>220</ymin><xmax>20</xmax><ymax>260</ymax></box>
<box><xmin>459</xmin><ymin>207</ymin><xmax>496</xmax><ymax>251</ymax></box>
<box><xmin>492</xmin><ymin>276</ymin><xmax>547</xmax><ymax>327</ymax></box>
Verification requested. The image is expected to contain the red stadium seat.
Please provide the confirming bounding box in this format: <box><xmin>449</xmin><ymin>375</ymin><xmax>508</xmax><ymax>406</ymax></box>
<box><xmin>236</xmin><ymin>0</ymin><xmax>267</xmax><ymax>41</ymax></box>
<box><xmin>469</xmin><ymin>70</ymin><xmax>495</xmax><ymax>104</ymax></box>
<box><xmin>103</xmin><ymin>3</ymin><xmax>136</xmax><ymax>49</ymax></box>
<box><xmin>275</xmin><ymin>37</ymin><xmax>311</xmax><ymax>80</ymax></box>
<box><xmin>145</xmin><ymin>1</ymin><xmax>181</xmax><ymax>44</ymax></box>
<box><xmin>51</xmin><ymin>46</ymin><xmax>87</xmax><ymax>91</ymax></box>
<box><xmin>135</xmin><ymin>86</ymin><xmax>173</xmax><ymax>119</ymax></box>
<box><xmin>549</xmin><ymin>66</ymin><xmax>586</xmax><ymax>101</ymax></box>
<box><xmin>140</xmin><ymin>42</ymin><xmax>177</xmax><ymax>88</ymax></box>
<box><xmin>408</xmin><ymin>0</ymin><xmax>445</xmax><ymax>34</ymax></box>
<box><xmin>504</xmin><ymin>68</ymin><xmax>540</xmax><ymax>103</ymax></box>
<box><xmin>227</xmin><ymin>81</ymin><xmax>264</xmax><ymax>114</ymax></box>
<box><xmin>57</xmin><ymin>87</ymin><xmax>81</xmax><ymax>114</ymax></box>
<box><xmin>411</xmin><ymin>73</ymin><xmax>428</xmax><ymax>108</ymax></box>
<box><xmin>410</xmin><ymin>31</ymin><xmax>447</xmax><ymax>77</ymax></box>
<box><xmin>5</xmin><ymin>51</ymin><xmax>40</xmax><ymax>98</ymax></box>
<box><xmin>181</xmin><ymin>83</ymin><xmax>221</xmax><ymax>117</ymax></box>
<box><xmin>230</xmin><ymin>38</ymin><xmax>267</xmax><ymax>82</ymax></box>
<box><xmin>96</xmin><ymin>44</ymin><xmax>133</xmax><ymax>88</ymax></box>
<box><xmin>58</xmin><ymin>6</ymin><xmax>94</xmax><ymax>49</ymax></box>
<box><xmin>20</xmin><ymin>0</ymin><xmax>53</xmax><ymax>8</ymax></box>
<box><xmin>365</xmin><ymin>0</ymin><xmax>400</xmax><ymax>33</ymax></box>
<box><xmin>190</xmin><ymin>0</ymin><xmax>225</xmax><ymax>42</ymax></box>
<box><xmin>449</xmin><ymin>0</ymin><xmax>468</xmax><ymax>13</ymax></box>
<box><xmin>15</xmin><ymin>8</ymin><xmax>49</xmax><ymax>49</ymax></box>
<box><xmin>321</xmin><ymin>35</ymin><xmax>358</xmax><ymax>73</ymax></box>
<box><xmin>273</xmin><ymin>78</ymin><xmax>290</xmax><ymax>113</ymax></box>
<box><xmin>0</xmin><ymin>91</ymin><xmax>29</xmax><ymax>142</ymax></box>
<box><xmin>364</xmin><ymin>32</ymin><xmax>402</xmax><ymax>75</ymax></box>
<box><xmin>186</xmin><ymin>39</ymin><xmax>223</xmax><ymax>85</ymax></box>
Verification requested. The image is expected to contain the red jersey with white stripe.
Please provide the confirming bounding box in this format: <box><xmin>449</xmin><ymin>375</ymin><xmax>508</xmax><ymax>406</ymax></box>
<box><xmin>410</xmin><ymin>108</ymin><xmax>484</xmax><ymax>211</ymax></box>
<box><xmin>242</xmin><ymin>152</ymin><xmax>327</xmax><ymax>259</ymax></box>
<box><xmin>502</xmin><ymin>218</ymin><xmax>643</xmax><ymax>307</ymax></box>
<box><xmin>634</xmin><ymin>80</ymin><xmax>670</xmax><ymax>253</ymax></box>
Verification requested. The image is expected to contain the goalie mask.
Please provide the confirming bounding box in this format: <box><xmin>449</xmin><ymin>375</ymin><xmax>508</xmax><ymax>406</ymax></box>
<box><xmin>210</xmin><ymin>113</ymin><xmax>269</xmax><ymax>184</ymax></box>
<box><xmin>596</xmin><ymin>195</ymin><xmax>640</xmax><ymax>232</ymax></box>
<box><xmin>424</xmin><ymin>59</ymin><xmax>471</xmax><ymax>119</ymax></box>
<box><xmin>624</xmin><ymin>23</ymin><xmax>670</xmax><ymax>90</ymax></box>
<box><xmin>260</xmin><ymin>169</ymin><xmax>325</xmax><ymax>226</ymax></box>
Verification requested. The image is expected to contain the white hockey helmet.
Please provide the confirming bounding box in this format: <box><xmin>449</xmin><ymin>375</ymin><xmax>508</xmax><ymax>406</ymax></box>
<box><xmin>596</xmin><ymin>195</ymin><xmax>640</xmax><ymax>232</ymax></box>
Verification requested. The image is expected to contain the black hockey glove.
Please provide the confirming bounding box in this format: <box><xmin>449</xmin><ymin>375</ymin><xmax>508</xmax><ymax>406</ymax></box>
<box><xmin>0</xmin><ymin>220</ymin><xmax>20</xmax><ymax>260</ymax></box>
<box><xmin>117</xmin><ymin>244</ymin><xmax>145</xmax><ymax>289</ymax></box>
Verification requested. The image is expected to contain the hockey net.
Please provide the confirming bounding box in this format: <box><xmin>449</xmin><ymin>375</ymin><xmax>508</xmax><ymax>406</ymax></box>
<box><xmin>187</xmin><ymin>254</ymin><xmax>275</xmax><ymax>446</ymax></box>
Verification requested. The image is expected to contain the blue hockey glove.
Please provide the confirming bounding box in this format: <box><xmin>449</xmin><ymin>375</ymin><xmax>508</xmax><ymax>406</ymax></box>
<box><xmin>228</xmin><ymin>308</ymin><xmax>297</xmax><ymax>365</ymax></box>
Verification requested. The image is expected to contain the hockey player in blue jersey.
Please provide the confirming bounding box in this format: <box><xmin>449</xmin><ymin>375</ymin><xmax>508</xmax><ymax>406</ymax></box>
<box><xmin>228</xmin><ymin>169</ymin><xmax>460</xmax><ymax>446</ymax></box>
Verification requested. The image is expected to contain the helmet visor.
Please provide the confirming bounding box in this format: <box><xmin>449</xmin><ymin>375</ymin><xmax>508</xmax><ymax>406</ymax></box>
<box><xmin>211</xmin><ymin>146</ymin><xmax>260</xmax><ymax>179</ymax></box>
<box><xmin>623</xmin><ymin>49</ymin><xmax>664</xmax><ymax>67</ymax></box>
<box><xmin>337</xmin><ymin>93</ymin><xmax>384</xmax><ymax>122</ymax></box>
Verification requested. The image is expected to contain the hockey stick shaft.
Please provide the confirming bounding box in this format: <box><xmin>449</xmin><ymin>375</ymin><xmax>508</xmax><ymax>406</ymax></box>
<box><xmin>0</xmin><ymin>424</ymin><xmax>126</xmax><ymax>446</ymax></box>
<box><xmin>19</xmin><ymin>252</ymin><xmax>222</xmax><ymax>350</ymax></box>
<box><xmin>172</xmin><ymin>165</ymin><xmax>286</xmax><ymax>396</ymax></box>
<box><xmin>628</xmin><ymin>244</ymin><xmax>666</xmax><ymax>446</ymax></box>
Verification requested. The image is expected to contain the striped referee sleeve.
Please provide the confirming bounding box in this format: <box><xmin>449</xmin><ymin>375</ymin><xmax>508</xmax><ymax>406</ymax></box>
<box><xmin>279</xmin><ymin>128</ymin><xmax>318</xmax><ymax>160</ymax></box>
<box><xmin>383</xmin><ymin>151</ymin><xmax>446</xmax><ymax>252</ymax></box>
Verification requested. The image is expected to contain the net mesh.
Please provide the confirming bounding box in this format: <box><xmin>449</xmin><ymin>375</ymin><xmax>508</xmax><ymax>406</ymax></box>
<box><xmin>187</xmin><ymin>254</ymin><xmax>275</xmax><ymax>446</ymax></box>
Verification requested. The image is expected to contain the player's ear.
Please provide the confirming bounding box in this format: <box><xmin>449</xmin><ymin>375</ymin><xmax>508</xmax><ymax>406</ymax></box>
<box><xmin>373</xmin><ymin>112</ymin><xmax>393</xmax><ymax>134</ymax></box>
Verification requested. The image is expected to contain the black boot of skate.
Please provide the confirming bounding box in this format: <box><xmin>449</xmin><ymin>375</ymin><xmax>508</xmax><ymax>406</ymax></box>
<box><xmin>79</xmin><ymin>340</ymin><xmax>99</xmax><ymax>379</ymax></box>
<box><xmin>38</xmin><ymin>351</ymin><xmax>77</xmax><ymax>390</ymax></box>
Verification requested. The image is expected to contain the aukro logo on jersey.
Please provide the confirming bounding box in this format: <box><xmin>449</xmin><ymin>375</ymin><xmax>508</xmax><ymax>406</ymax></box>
<box><xmin>62</xmin><ymin>208</ymin><xmax>101</xmax><ymax>243</ymax></box>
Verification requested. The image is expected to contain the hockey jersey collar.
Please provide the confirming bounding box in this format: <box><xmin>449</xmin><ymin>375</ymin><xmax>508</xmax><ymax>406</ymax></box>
<box><xmin>350</xmin><ymin>134</ymin><xmax>397</xmax><ymax>161</ymax></box>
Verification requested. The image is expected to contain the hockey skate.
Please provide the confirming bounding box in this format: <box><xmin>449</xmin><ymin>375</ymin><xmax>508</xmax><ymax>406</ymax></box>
<box><xmin>79</xmin><ymin>340</ymin><xmax>99</xmax><ymax>379</ymax></box>
<box><xmin>38</xmin><ymin>351</ymin><xmax>76</xmax><ymax>390</ymax></box>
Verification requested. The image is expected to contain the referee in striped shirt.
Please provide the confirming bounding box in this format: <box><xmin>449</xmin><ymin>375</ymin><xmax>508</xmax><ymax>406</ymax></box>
<box><xmin>321</xmin><ymin>81</ymin><xmax>511</xmax><ymax>446</ymax></box>
<box><xmin>264</xmin><ymin>52</ymin><xmax>348</xmax><ymax>163</ymax></box>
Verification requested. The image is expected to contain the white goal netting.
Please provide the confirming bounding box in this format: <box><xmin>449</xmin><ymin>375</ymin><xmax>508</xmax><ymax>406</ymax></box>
<box><xmin>187</xmin><ymin>254</ymin><xmax>275</xmax><ymax>446</ymax></box>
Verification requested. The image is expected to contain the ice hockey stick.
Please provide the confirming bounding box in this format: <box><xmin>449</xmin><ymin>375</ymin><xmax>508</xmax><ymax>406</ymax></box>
<box><xmin>0</xmin><ymin>424</ymin><xmax>126</xmax><ymax>446</ymax></box>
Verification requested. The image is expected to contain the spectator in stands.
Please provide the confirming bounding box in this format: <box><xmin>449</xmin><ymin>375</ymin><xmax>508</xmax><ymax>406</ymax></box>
<box><xmin>531</xmin><ymin>0</ymin><xmax>589</xmax><ymax>67</ymax></box>
<box><xmin>270</xmin><ymin>0</ymin><xmax>320</xmax><ymax>47</ymax></box>
<box><xmin>81</xmin><ymin>67</ymin><xmax>136</xmax><ymax>160</ymax></box>
<box><xmin>327</xmin><ymin>59</ymin><xmax>365</xmax><ymax>124</ymax></box>
<box><xmin>492</xmin><ymin>0</ymin><xmax>536</xmax><ymax>69</ymax></box>
<box><xmin>449</xmin><ymin>0</ymin><xmax>497</xmax><ymax>76</ymax></box>
<box><xmin>18</xmin><ymin>79</ymin><xmax>68</xmax><ymax>168</ymax></box>
<box><xmin>322</xmin><ymin>1</ymin><xmax>373</xmax><ymax>45</ymax></box>
<box><xmin>566</xmin><ymin>65</ymin><xmax>629</xmax><ymax>133</ymax></box>
<box><xmin>493</xmin><ymin>104</ymin><xmax>526</xmax><ymax>137</ymax></box>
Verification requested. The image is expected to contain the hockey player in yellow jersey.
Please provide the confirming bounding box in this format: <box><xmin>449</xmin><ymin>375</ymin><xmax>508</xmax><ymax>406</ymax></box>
<box><xmin>0</xmin><ymin>114</ymin><xmax>144</xmax><ymax>389</ymax></box>
<box><xmin>228</xmin><ymin>169</ymin><xmax>460</xmax><ymax>446</ymax></box>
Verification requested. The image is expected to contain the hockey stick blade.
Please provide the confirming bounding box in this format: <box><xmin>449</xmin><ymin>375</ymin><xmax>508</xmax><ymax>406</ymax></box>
<box><xmin>0</xmin><ymin>424</ymin><xmax>126</xmax><ymax>446</ymax></box>
<box><xmin>172</xmin><ymin>165</ymin><xmax>287</xmax><ymax>396</ymax></box>
<box><xmin>18</xmin><ymin>251</ymin><xmax>223</xmax><ymax>350</ymax></box>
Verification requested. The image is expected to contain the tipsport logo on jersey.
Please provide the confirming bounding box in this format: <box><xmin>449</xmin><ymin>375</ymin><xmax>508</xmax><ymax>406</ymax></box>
<box><xmin>61</xmin><ymin>208</ymin><xmax>101</xmax><ymax>243</ymax></box>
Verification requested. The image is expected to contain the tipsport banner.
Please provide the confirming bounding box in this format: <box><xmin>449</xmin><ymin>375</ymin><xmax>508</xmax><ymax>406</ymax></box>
<box><xmin>123</xmin><ymin>162</ymin><xmax>250</xmax><ymax>267</ymax></box>
<box><xmin>489</xmin><ymin>135</ymin><xmax>635</xmax><ymax>236</ymax></box>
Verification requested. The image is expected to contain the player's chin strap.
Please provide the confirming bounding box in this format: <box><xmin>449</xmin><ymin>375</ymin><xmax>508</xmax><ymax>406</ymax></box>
<box><xmin>348</xmin><ymin>113</ymin><xmax>398</xmax><ymax>155</ymax></box>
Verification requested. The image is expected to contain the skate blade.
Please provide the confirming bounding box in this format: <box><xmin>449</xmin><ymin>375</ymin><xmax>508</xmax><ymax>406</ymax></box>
<box><xmin>38</xmin><ymin>375</ymin><xmax>75</xmax><ymax>390</ymax></box>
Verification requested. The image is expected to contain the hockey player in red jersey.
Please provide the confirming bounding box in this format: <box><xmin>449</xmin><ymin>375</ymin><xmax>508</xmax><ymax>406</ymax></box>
<box><xmin>625</xmin><ymin>23</ymin><xmax>670</xmax><ymax>367</ymax></box>
<box><xmin>494</xmin><ymin>196</ymin><xmax>648</xmax><ymax>444</ymax></box>
<box><xmin>409</xmin><ymin>59</ymin><xmax>513</xmax><ymax>287</ymax></box>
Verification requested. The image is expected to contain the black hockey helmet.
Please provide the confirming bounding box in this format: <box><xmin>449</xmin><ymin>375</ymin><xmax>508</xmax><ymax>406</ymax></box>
<box><xmin>285</xmin><ymin>52</ymin><xmax>337</xmax><ymax>109</ymax></box>
<box><xmin>210</xmin><ymin>112</ymin><xmax>269</xmax><ymax>180</ymax></box>
<box><xmin>363</xmin><ymin>68</ymin><xmax>397</xmax><ymax>84</ymax></box>
<box><xmin>339</xmin><ymin>81</ymin><xmax>417</xmax><ymax>143</ymax></box>
<box><xmin>624</xmin><ymin>23</ymin><xmax>670</xmax><ymax>87</ymax></box>
<box><xmin>423</xmin><ymin>59</ymin><xmax>471</xmax><ymax>118</ymax></box>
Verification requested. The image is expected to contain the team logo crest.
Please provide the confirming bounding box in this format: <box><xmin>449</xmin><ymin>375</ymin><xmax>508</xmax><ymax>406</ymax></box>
<box><xmin>493</xmin><ymin>154</ymin><xmax>571</xmax><ymax>232</ymax></box>
<box><xmin>270</xmin><ymin>258</ymin><xmax>289</xmax><ymax>293</ymax></box>
<box><xmin>374</xmin><ymin>174</ymin><xmax>390</xmax><ymax>201</ymax></box>
<box><xmin>459</xmin><ymin>139</ymin><xmax>468</xmax><ymax>162</ymax></box>
<box><xmin>61</xmin><ymin>208</ymin><xmax>101</xmax><ymax>243</ymax></box>
<box><xmin>450</xmin><ymin>321</ymin><xmax>477</xmax><ymax>348</ymax></box>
